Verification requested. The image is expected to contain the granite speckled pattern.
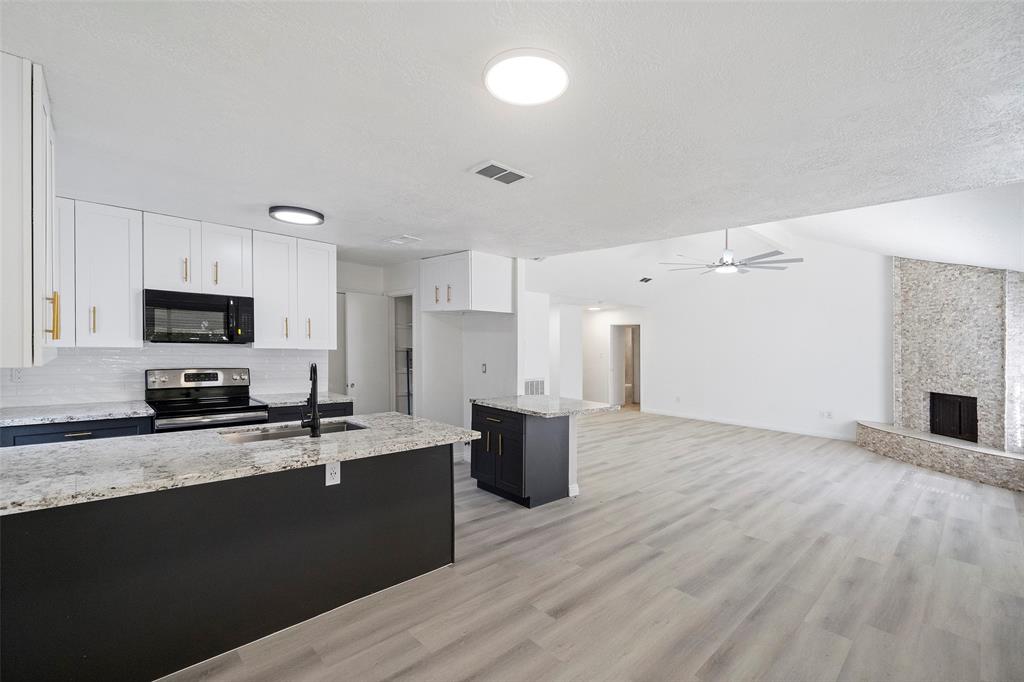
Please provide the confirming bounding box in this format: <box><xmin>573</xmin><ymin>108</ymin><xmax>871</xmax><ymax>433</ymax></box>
<box><xmin>470</xmin><ymin>395</ymin><xmax>618</xmax><ymax>418</ymax></box>
<box><xmin>857</xmin><ymin>422</ymin><xmax>1024</xmax><ymax>492</ymax></box>
<box><xmin>0</xmin><ymin>413</ymin><xmax>478</xmax><ymax>516</ymax></box>
<box><xmin>0</xmin><ymin>401</ymin><xmax>155</xmax><ymax>428</ymax></box>
<box><xmin>253</xmin><ymin>392</ymin><xmax>354</xmax><ymax>407</ymax></box>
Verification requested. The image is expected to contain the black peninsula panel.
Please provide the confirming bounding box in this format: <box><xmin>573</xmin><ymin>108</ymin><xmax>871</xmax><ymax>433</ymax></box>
<box><xmin>1</xmin><ymin>445</ymin><xmax>454</xmax><ymax>681</ymax></box>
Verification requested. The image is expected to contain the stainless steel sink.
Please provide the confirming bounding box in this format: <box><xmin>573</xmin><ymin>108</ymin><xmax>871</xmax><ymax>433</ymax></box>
<box><xmin>222</xmin><ymin>421</ymin><xmax>364</xmax><ymax>444</ymax></box>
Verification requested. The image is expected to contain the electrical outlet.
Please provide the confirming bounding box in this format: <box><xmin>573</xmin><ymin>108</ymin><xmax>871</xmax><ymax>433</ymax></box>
<box><xmin>325</xmin><ymin>462</ymin><xmax>341</xmax><ymax>486</ymax></box>
<box><xmin>481</xmin><ymin>363</ymin><xmax>487</xmax><ymax>374</ymax></box>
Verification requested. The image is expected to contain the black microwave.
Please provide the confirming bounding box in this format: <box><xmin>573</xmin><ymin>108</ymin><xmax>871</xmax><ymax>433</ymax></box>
<box><xmin>143</xmin><ymin>289</ymin><xmax>254</xmax><ymax>344</ymax></box>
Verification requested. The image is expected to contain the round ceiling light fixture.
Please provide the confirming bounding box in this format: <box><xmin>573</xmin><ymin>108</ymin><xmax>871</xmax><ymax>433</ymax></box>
<box><xmin>269</xmin><ymin>206</ymin><xmax>324</xmax><ymax>226</ymax></box>
<box><xmin>484</xmin><ymin>48</ymin><xmax>569</xmax><ymax>106</ymax></box>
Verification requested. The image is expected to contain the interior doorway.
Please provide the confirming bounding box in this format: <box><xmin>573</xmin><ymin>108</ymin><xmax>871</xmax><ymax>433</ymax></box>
<box><xmin>390</xmin><ymin>294</ymin><xmax>414</xmax><ymax>415</ymax></box>
<box><xmin>609</xmin><ymin>324</ymin><xmax>641</xmax><ymax>409</ymax></box>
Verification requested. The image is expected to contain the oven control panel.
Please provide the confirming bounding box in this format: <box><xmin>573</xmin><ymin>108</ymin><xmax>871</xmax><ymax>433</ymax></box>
<box><xmin>146</xmin><ymin>368</ymin><xmax>251</xmax><ymax>390</ymax></box>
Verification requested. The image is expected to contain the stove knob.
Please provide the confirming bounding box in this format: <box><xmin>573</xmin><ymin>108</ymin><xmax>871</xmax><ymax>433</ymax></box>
<box><xmin>232</xmin><ymin>374</ymin><xmax>240</xmax><ymax>381</ymax></box>
<box><xmin>240</xmin><ymin>374</ymin><xmax>248</xmax><ymax>381</ymax></box>
<box><xmin>159</xmin><ymin>376</ymin><xmax>168</xmax><ymax>383</ymax></box>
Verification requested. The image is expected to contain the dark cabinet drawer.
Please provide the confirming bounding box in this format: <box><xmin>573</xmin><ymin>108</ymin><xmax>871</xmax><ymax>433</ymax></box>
<box><xmin>1</xmin><ymin>417</ymin><xmax>153</xmax><ymax>448</ymax></box>
<box><xmin>267</xmin><ymin>402</ymin><xmax>353</xmax><ymax>424</ymax></box>
<box><xmin>472</xmin><ymin>405</ymin><xmax>523</xmax><ymax>434</ymax></box>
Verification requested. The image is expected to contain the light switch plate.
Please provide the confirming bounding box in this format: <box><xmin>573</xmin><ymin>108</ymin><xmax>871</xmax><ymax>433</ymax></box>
<box><xmin>325</xmin><ymin>462</ymin><xmax>341</xmax><ymax>486</ymax></box>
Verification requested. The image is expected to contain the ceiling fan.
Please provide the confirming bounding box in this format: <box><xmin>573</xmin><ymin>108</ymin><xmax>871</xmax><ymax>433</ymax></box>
<box><xmin>659</xmin><ymin>229</ymin><xmax>804</xmax><ymax>275</ymax></box>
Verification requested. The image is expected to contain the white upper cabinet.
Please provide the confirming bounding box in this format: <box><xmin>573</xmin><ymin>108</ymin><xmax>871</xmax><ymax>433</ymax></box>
<box><xmin>419</xmin><ymin>251</ymin><xmax>513</xmax><ymax>313</ymax></box>
<box><xmin>201</xmin><ymin>222</ymin><xmax>252</xmax><ymax>296</ymax></box>
<box><xmin>143</xmin><ymin>213</ymin><xmax>202</xmax><ymax>293</ymax></box>
<box><xmin>295</xmin><ymin>240</ymin><xmax>337</xmax><ymax>349</ymax></box>
<box><xmin>252</xmin><ymin>232</ymin><xmax>335</xmax><ymax>350</ymax></box>
<box><xmin>75</xmin><ymin>201</ymin><xmax>143</xmax><ymax>348</ymax></box>
<box><xmin>252</xmin><ymin>231</ymin><xmax>297</xmax><ymax>348</ymax></box>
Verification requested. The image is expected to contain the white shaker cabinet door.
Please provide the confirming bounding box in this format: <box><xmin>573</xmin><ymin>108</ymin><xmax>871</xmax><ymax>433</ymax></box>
<box><xmin>74</xmin><ymin>201</ymin><xmax>143</xmax><ymax>348</ymax></box>
<box><xmin>419</xmin><ymin>257</ymin><xmax>443</xmax><ymax>311</ymax></box>
<box><xmin>143</xmin><ymin>213</ymin><xmax>202</xmax><ymax>293</ymax></box>
<box><xmin>43</xmin><ymin>197</ymin><xmax>76</xmax><ymax>348</ymax></box>
<box><xmin>252</xmin><ymin>231</ymin><xmax>297</xmax><ymax>348</ymax></box>
<box><xmin>201</xmin><ymin>222</ymin><xmax>252</xmax><ymax>296</ymax></box>
<box><xmin>295</xmin><ymin>239</ymin><xmax>337</xmax><ymax>349</ymax></box>
<box><xmin>441</xmin><ymin>252</ymin><xmax>471</xmax><ymax>310</ymax></box>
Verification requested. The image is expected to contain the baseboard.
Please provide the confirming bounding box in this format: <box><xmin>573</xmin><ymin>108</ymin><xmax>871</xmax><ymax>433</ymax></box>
<box><xmin>639</xmin><ymin>407</ymin><xmax>856</xmax><ymax>442</ymax></box>
<box><xmin>568</xmin><ymin>484</ymin><xmax>580</xmax><ymax>497</ymax></box>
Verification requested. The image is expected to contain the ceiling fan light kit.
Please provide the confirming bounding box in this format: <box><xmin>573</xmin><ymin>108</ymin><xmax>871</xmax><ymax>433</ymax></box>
<box><xmin>658</xmin><ymin>228</ymin><xmax>804</xmax><ymax>276</ymax></box>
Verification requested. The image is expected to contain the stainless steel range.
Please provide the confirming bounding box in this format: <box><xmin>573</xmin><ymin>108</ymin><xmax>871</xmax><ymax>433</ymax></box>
<box><xmin>145</xmin><ymin>368</ymin><xmax>269</xmax><ymax>432</ymax></box>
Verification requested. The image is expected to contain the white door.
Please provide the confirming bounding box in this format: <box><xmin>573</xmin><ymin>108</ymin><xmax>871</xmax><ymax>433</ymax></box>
<box><xmin>252</xmin><ymin>231</ymin><xmax>296</xmax><ymax>348</ymax></box>
<box><xmin>201</xmin><ymin>222</ymin><xmax>252</xmax><ymax>296</ymax></box>
<box><xmin>443</xmin><ymin>252</ymin><xmax>471</xmax><ymax>310</ymax></box>
<box><xmin>608</xmin><ymin>325</ymin><xmax>627</xmax><ymax>406</ymax></box>
<box><xmin>295</xmin><ymin>239</ymin><xmax>337</xmax><ymax>349</ymax></box>
<box><xmin>345</xmin><ymin>292</ymin><xmax>390</xmax><ymax>414</ymax></box>
<box><xmin>75</xmin><ymin>201</ymin><xmax>143</xmax><ymax>347</ymax></box>
<box><xmin>44</xmin><ymin>198</ymin><xmax>76</xmax><ymax>347</ymax></box>
<box><xmin>143</xmin><ymin>213</ymin><xmax>201</xmax><ymax>292</ymax></box>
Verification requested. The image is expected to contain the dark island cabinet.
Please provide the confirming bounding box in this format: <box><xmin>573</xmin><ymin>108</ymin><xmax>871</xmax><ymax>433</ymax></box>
<box><xmin>1</xmin><ymin>417</ymin><xmax>153</xmax><ymax>447</ymax></box>
<box><xmin>470</xmin><ymin>404</ymin><xmax>568</xmax><ymax>508</ymax></box>
<box><xmin>266</xmin><ymin>401</ymin><xmax>353</xmax><ymax>424</ymax></box>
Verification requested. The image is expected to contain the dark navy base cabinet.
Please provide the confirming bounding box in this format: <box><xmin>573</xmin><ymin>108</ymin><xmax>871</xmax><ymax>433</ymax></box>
<box><xmin>267</xmin><ymin>401</ymin><xmax>353</xmax><ymax>424</ymax></box>
<box><xmin>470</xmin><ymin>405</ymin><xmax>569</xmax><ymax>508</ymax></box>
<box><xmin>0</xmin><ymin>444</ymin><xmax>454</xmax><ymax>681</ymax></box>
<box><xmin>0</xmin><ymin>417</ymin><xmax>153</xmax><ymax>447</ymax></box>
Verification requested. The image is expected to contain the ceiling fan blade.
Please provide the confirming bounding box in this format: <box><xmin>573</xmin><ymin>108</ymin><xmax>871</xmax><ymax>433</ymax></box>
<box><xmin>668</xmin><ymin>266</ymin><xmax>709</xmax><ymax>271</ymax></box>
<box><xmin>673</xmin><ymin>253</ymin><xmax>707</xmax><ymax>263</ymax></box>
<box><xmin>738</xmin><ymin>268</ymin><xmax>751</xmax><ymax>274</ymax></box>
<box><xmin>743</xmin><ymin>265</ymin><xmax>787</xmax><ymax>270</ymax></box>
<box><xmin>701</xmin><ymin>269</ymin><xmax>715</xmax><ymax>275</ymax></box>
<box><xmin>739</xmin><ymin>257</ymin><xmax>804</xmax><ymax>265</ymax></box>
<box><xmin>659</xmin><ymin>261</ymin><xmax>708</xmax><ymax>266</ymax></box>
<box><xmin>741</xmin><ymin>250</ymin><xmax>783</xmax><ymax>263</ymax></box>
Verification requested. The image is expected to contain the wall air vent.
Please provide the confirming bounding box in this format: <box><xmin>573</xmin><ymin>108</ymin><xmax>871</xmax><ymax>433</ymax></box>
<box><xmin>471</xmin><ymin>160</ymin><xmax>531</xmax><ymax>185</ymax></box>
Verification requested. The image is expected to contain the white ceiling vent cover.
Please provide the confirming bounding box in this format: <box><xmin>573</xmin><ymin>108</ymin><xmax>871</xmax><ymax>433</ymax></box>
<box><xmin>471</xmin><ymin>160</ymin><xmax>531</xmax><ymax>185</ymax></box>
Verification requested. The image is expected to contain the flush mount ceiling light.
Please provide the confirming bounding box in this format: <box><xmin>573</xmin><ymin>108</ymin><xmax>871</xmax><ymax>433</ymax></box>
<box><xmin>587</xmin><ymin>307</ymin><xmax>602</xmax><ymax>311</ymax></box>
<box><xmin>484</xmin><ymin>48</ymin><xmax>569</xmax><ymax>106</ymax></box>
<box><xmin>269</xmin><ymin>206</ymin><xmax>324</xmax><ymax>226</ymax></box>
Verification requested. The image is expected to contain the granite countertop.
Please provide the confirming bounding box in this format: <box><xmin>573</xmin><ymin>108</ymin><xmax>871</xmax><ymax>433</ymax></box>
<box><xmin>0</xmin><ymin>412</ymin><xmax>478</xmax><ymax>516</ymax></box>
<box><xmin>0</xmin><ymin>401</ymin><xmax>155</xmax><ymax>428</ymax></box>
<box><xmin>252</xmin><ymin>392</ymin><xmax>355</xmax><ymax>407</ymax></box>
<box><xmin>470</xmin><ymin>396</ymin><xmax>619</xmax><ymax>418</ymax></box>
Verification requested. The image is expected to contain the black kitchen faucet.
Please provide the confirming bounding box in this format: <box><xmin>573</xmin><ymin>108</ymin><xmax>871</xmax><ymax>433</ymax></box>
<box><xmin>301</xmin><ymin>363</ymin><xmax>321</xmax><ymax>437</ymax></box>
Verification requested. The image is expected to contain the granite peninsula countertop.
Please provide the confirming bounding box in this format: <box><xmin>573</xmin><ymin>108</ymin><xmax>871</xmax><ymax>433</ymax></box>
<box><xmin>253</xmin><ymin>391</ymin><xmax>354</xmax><ymax>407</ymax></box>
<box><xmin>0</xmin><ymin>412</ymin><xmax>478</xmax><ymax>516</ymax></box>
<box><xmin>0</xmin><ymin>400</ymin><xmax>155</xmax><ymax>428</ymax></box>
<box><xmin>470</xmin><ymin>396</ymin><xmax>618</xmax><ymax>418</ymax></box>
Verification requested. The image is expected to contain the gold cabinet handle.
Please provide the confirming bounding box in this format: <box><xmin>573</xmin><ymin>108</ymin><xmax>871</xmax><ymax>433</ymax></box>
<box><xmin>307</xmin><ymin>318</ymin><xmax>311</xmax><ymax>338</ymax></box>
<box><xmin>485</xmin><ymin>416</ymin><xmax>501</xmax><ymax>423</ymax></box>
<box><xmin>447</xmin><ymin>284</ymin><xmax>452</xmax><ymax>303</ymax></box>
<box><xmin>214</xmin><ymin>261</ymin><xmax>219</xmax><ymax>285</ymax></box>
<box><xmin>45</xmin><ymin>290</ymin><xmax>60</xmax><ymax>340</ymax></box>
<box><xmin>284</xmin><ymin>316</ymin><xmax>289</xmax><ymax>338</ymax></box>
<box><xmin>64</xmin><ymin>431</ymin><xmax>92</xmax><ymax>438</ymax></box>
<box><xmin>434</xmin><ymin>285</ymin><xmax>439</xmax><ymax>304</ymax></box>
<box><xmin>184</xmin><ymin>257</ymin><xmax>189</xmax><ymax>282</ymax></box>
<box><xmin>498</xmin><ymin>433</ymin><xmax>502</xmax><ymax>456</ymax></box>
<box><xmin>486</xmin><ymin>431</ymin><xmax>490</xmax><ymax>452</ymax></box>
<box><xmin>91</xmin><ymin>305</ymin><xmax>97</xmax><ymax>334</ymax></box>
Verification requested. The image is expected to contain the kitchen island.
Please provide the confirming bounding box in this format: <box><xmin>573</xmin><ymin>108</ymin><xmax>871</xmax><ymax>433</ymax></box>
<box><xmin>0</xmin><ymin>413</ymin><xmax>477</xmax><ymax>681</ymax></box>
<box><xmin>469</xmin><ymin>396</ymin><xmax>617</xmax><ymax>507</ymax></box>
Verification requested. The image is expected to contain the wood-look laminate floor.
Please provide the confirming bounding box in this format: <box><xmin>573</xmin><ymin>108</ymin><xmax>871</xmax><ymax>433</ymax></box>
<box><xmin>166</xmin><ymin>410</ymin><xmax>1024</xmax><ymax>682</ymax></box>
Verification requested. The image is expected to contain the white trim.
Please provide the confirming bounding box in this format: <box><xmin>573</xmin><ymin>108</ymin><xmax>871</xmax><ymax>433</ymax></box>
<box><xmin>640</xmin><ymin>407</ymin><xmax>855</xmax><ymax>442</ymax></box>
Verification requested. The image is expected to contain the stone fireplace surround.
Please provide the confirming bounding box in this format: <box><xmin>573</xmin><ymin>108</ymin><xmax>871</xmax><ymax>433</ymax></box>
<box><xmin>857</xmin><ymin>258</ymin><xmax>1023</xmax><ymax>492</ymax></box>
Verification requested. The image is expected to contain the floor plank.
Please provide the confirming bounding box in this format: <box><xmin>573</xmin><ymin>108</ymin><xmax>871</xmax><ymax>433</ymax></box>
<box><xmin>163</xmin><ymin>409</ymin><xmax>1024</xmax><ymax>682</ymax></box>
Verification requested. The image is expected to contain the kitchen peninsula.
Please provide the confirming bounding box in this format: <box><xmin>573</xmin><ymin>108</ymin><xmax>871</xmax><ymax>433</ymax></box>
<box><xmin>0</xmin><ymin>413</ymin><xmax>477</xmax><ymax>681</ymax></box>
<box><xmin>469</xmin><ymin>396</ymin><xmax>617</xmax><ymax>507</ymax></box>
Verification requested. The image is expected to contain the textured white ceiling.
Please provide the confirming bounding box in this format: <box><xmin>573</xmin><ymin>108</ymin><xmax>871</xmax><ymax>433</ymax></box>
<box><xmin>528</xmin><ymin>184</ymin><xmax>1024</xmax><ymax>308</ymax></box>
<box><xmin>3</xmin><ymin>2</ymin><xmax>1022</xmax><ymax>265</ymax></box>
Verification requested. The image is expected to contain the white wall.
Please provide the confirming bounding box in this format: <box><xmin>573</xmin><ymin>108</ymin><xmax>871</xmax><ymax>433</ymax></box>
<box><xmin>558</xmin><ymin>305</ymin><xmax>583</xmax><ymax>399</ymax></box>
<box><xmin>548</xmin><ymin>307</ymin><xmax>561</xmax><ymax>398</ymax></box>
<box><xmin>516</xmin><ymin>289</ymin><xmax>551</xmax><ymax>393</ymax></box>
<box><xmin>337</xmin><ymin>259</ymin><xmax>384</xmax><ymax>294</ymax></box>
<box><xmin>462</xmin><ymin>312</ymin><xmax>517</xmax><ymax>430</ymax></box>
<box><xmin>582</xmin><ymin>309</ymin><xmax>644</xmax><ymax>404</ymax></box>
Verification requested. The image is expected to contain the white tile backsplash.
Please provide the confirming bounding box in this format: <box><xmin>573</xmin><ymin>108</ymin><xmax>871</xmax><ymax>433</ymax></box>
<box><xmin>0</xmin><ymin>346</ymin><xmax>328</xmax><ymax>407</ymax></box>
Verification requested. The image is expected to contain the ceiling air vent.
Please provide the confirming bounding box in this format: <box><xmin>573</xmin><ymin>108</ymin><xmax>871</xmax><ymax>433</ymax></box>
<box><xmin>471</xmin><ymin>160</ymin><xmax>531</xmax><ymax>185</ymax></box>
<box><xmin>639</xmin><ymin>277</ymin><xmax>653</xmax><ymax>283</ymax></box>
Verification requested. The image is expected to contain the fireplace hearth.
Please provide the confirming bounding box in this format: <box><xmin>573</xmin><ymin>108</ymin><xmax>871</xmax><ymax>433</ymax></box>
<box><xmin>930</xmin><ymin>392</ymin><xmax>978</xmax><ymax>443</ymax></box>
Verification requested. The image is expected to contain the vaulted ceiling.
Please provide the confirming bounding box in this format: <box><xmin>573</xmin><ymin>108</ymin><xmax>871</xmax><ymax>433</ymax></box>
<box><xmin>3</xmin><ymin>2</ymin><xmax>1022</xmax><ymax>264</ymax></box>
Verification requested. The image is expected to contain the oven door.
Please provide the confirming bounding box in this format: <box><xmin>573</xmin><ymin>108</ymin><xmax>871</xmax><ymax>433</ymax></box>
<box><xmin>153</xmin><ymin>409</ymin><xmax>269</xmax><ymax>432</ymax></box>
<box><xmin>144</xmin><ymin>289</ymin><xmax>254</xmax><ymax>343</ymax></box>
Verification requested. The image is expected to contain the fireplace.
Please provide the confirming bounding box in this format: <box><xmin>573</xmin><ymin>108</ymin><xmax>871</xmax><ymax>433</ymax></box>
<box><xmin>929</xmin><ymin>392</ymin><xmax>978</xmax><ymax>443</ymax></box>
